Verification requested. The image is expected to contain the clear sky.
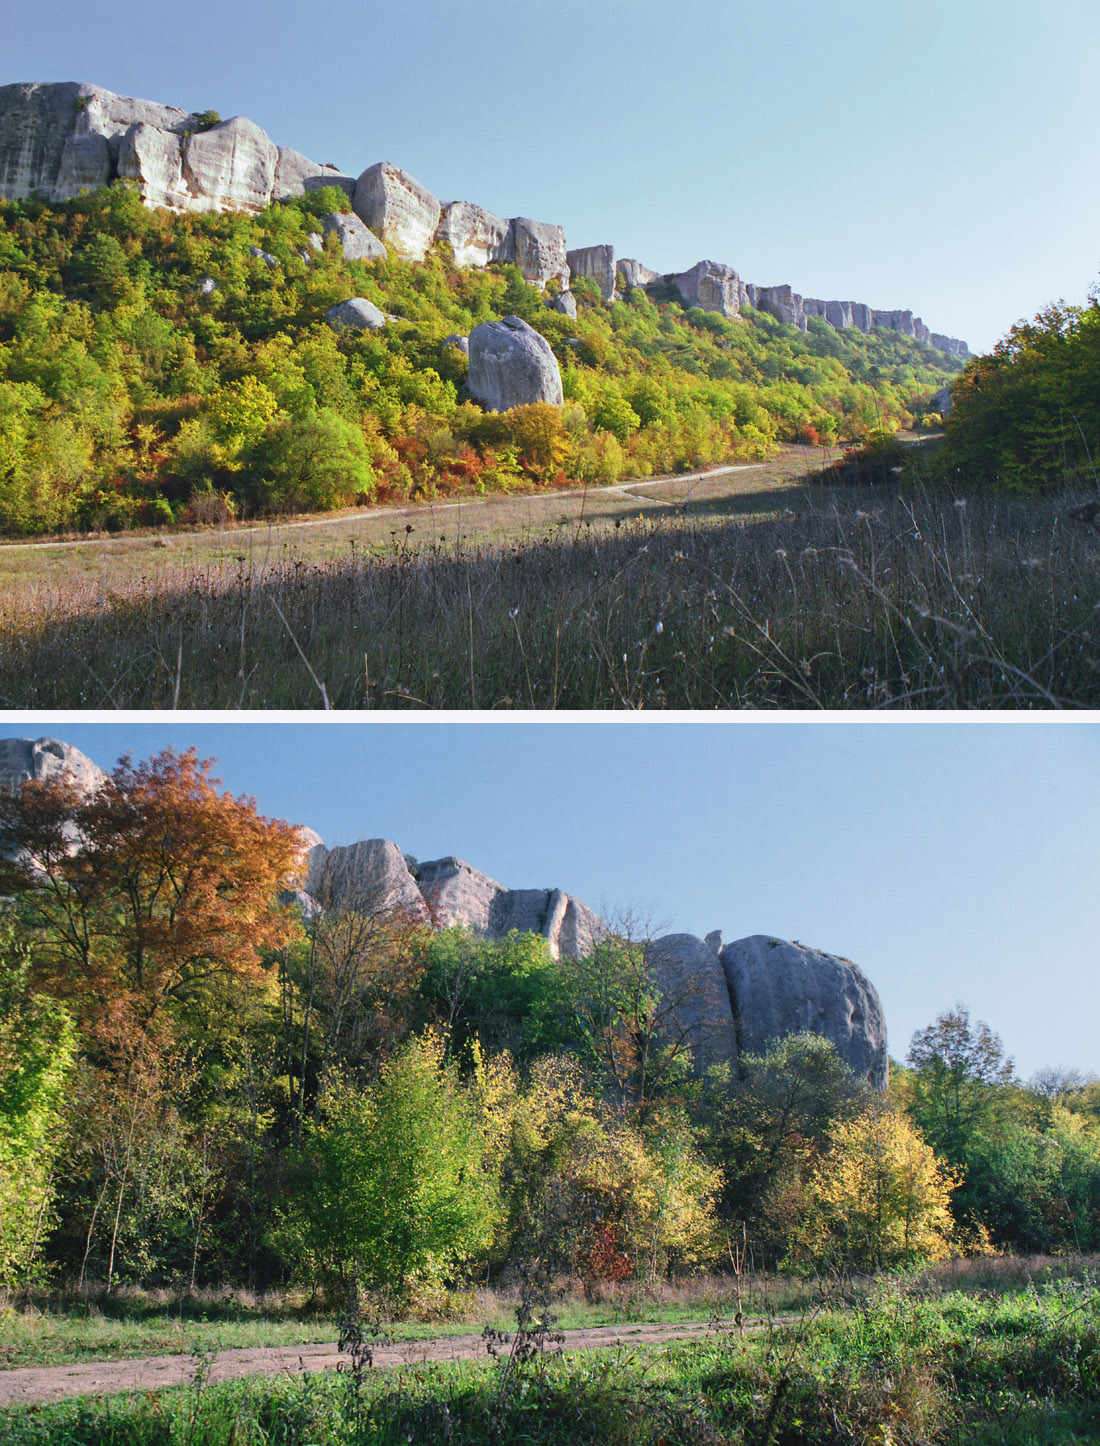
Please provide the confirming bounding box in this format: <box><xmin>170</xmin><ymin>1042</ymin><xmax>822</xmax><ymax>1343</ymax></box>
<box><xmin>8</xmin><ymin>0</ymin><xmax>1100</xmax><ymax>353</ymax></box>
<box><xmin>7</xmin><ymin>717</ymin><xmax>1097</xmax><ymax>1081</ymax></box>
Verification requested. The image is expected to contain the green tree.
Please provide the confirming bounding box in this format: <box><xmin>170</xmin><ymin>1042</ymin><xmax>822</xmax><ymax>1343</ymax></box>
<box><xmin>276</xmin><ymin>1030</ymin><xmax>496</xmax><ymax>1302</ymax></box>
<box><xmin>906</xmin><ymin>1005</ymin><xmax>1015</xmax><ymax>1167</ymax></box>
<box><xmin>0</xmin><ymin>926</ymin><xmax>75</xmax><ymax>1284</ymax></box>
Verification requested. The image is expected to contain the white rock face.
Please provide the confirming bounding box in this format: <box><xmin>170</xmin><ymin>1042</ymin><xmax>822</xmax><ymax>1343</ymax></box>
<box><xmin>617</xmin><ymin>258</ymin><xmax>658</xmax><ymax>290</ymax></box>
<box><xmin>754</xmin><ymin>284</ymin><xmax>807</xmax><ymax>331</ymax></box>
<box><xmin>719</xmin><ymin>935</ymin><xmax>888</xmax><ymax>1086</ymax></box>
<box><xmin>180</xmin><ymin>116</ymin><xmax>278</xmax><ymax>213</ymax></box>
<box><xmin>326</xmin><ymin>297</ymin><xmax>387</xmax><ymax>332</ymax></box>
<box><xmin>0</xmin><ymin>737</ymin><xmax>106</xmax><ymax>796</ymax></box>
<box><xmin>667</xmin><ymin>259</ymin><xmax>743</xmax><ymax>318</ymax></box>
<box><xmin>117</xmin><ymin>122</ymin><xmax>189</xmax><ymax>207</ymax></box>
<box><xmin>436</xmin><ymin>200</ymin><xmax>514</xmax><ymax>268</ymax></box>
<box><xmin>511</xmin><ymin>217</ymin><xmax>569</xmax><ymax>290</ymax></box>
<box><xmin>567</xmin><ymin>243</ymin><xmax>616</xmax><ymax>301</ymax></box>
<box><xmin>416</xmin><ymin>857</ymin><xmax>601</xmax><ymax>961</ymax></box>
<box><xmin>648</xmin><ymin>933</ymin><xmax>738</xmax><ymax>1075</ymax></box>
<box><xmin>353</xmin><ymin>162</ymin><xmax>441</xmax><ymax>261</ymax></box>
<box><xmin>273</xmin><ymin>146</ymin><xmax>354</xmax><ymax>201</ymax></box>
<box><xmin>551</xmin><ymin>290</ymin><xmax>577</xmax><ymax>318</ymax></box>
<box><xmin>466</xmin><ymin>315</ymin><xmax>564</xmax><ymax>412</ymax></box>
<box><xmin>322</xmin><ymin>211</ymin><xmax>386</xmax><ymax>261</ymax></box>
<box><xmin>307</xmin><ymin>838</ymin><xmax>429</xmax><ymax>920</ymax></box>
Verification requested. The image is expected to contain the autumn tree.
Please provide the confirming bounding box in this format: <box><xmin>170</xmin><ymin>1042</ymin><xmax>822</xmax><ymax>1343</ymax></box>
<box><xmin>791</xmin><ymin>1104</ymin><xmax>956</xmax><ymax>1273</ymax></box>
<box><xmin>0</xmin><ymin>748</ymin><xmax>307</xmax><ymax>1046</ymax></box>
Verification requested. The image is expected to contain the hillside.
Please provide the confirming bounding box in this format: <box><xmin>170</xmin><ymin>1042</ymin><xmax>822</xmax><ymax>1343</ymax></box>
<box><xmin>0</xmin><ymin>84</ymin><xmax>965</xmax><ymax>535</ymax></box>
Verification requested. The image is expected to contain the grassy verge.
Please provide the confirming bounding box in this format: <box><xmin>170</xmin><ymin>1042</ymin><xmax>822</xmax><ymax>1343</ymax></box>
<box><xmin>0</xmin><ymin>1273</ymin><xmax>817</xmax><ymax>1370</ymax></box>
<box><xmin>4</xmin><ymin>1277</ymin><xmax>1099</xmax><ymax>1444</ymax></box>
<box><xmin>1</xmin><ymin>478</ymin><xmax>1098</xmax><ymax>708</ymax></box>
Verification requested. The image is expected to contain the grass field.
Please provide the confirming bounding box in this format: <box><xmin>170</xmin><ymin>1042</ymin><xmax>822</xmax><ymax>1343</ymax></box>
<box><xmin>3</xmin><ymin>1268</ymin><xmax>1099</xmax><ymax>1444</ymax></box>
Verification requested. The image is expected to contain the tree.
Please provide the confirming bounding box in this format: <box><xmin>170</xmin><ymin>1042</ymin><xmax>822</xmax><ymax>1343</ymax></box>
<box><xmin>275</xmin><ymin>1031</ymin><xmax>496</xmax><ymax>1303</ymax></box>
<box><xmin>565</xmin><ymin>931</ymin><xmax>697</xmax><ymax>1117</ymax></box>
<box><xmin>0</xmin><ymin>925</ymin><xmax>75</xmax><ymax>1284</ymax></box>
<box><xmin>906</xmin><ymin>1005</ymin><xmax>1015</xmax><ymax>1166</ymax></box>
<box><xmin>793</xmin><ymin>1104</ymin><xmax>956</xmax><ymax>1273</ymax></box>
<box><xmin>705</xmin><ymin>1033</ymin><xmax>865</xmax><ymax>1261</ymax></box>
<box><xmin>0</xmin><ymin>748</ymin><xmax>306</xmax><ymax>1044</ymax></box>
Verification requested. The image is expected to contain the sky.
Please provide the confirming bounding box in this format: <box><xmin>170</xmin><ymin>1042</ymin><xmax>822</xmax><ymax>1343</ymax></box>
<box><xmin>8</xmin><ymin>0</ymin><xmax>1100</xmax><ymax>354</ymax></box>
<box><xmin>6</xmin><ymin>716</ymin><xmax>1097</xmax><ymax>1082</ymax></box>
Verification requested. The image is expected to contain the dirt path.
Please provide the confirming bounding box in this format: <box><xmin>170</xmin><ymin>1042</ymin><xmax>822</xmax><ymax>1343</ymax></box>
<box><xmin>0</xmin><ymin>1317</ymin><xmax>785</xmax><ymax>1407</ymax></box>
<box><xmin>0</xmin><ymin>450</ymin><xmax>835</xmax><ymax>597</ymax></box>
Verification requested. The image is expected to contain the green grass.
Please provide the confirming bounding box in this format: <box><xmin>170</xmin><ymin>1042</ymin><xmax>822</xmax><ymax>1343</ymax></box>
<box><xmin>0</xmin><ymin>1272</ymin><xmax>818</xmax><ymax>1369</ymax></box>
<box><xmin>4</xmin><ymin>1278</ymin><xmax>1100</xmax><ymax>1444</ymax></box>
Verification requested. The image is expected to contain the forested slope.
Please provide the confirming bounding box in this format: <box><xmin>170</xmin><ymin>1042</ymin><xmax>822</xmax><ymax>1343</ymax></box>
<box><xmin>0</xmin><ymin>184</ymin><xmax>960</xmax><ymax>534</ymax></box>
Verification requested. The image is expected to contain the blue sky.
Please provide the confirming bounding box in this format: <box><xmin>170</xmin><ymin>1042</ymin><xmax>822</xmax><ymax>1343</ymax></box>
<box><xmin>9</xmin><ymin>0</ymin><xmax>1100</xmax><ymax>352</ymax></box>
<box><xmin>8</xmin><ymin>717</ymin><xmax>1098</xmax><ymax>1081</ymax></box>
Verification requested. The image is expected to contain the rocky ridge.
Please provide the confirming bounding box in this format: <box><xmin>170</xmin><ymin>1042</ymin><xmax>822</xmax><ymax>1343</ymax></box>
<box><xmin>0</xmin><ymin>737</ymin><xmax>889</xmax><ymax>1087</ymax></box>
<box><xmin>0</xmin><ymin>81</ymin><xmax>968</xmax><ymax>357</ymax></box>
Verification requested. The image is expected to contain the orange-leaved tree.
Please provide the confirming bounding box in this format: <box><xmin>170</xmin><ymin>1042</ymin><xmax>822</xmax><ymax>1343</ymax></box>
<box><xmin>0</xmin><ymin>748</ymin><xmax>306</xmax><ymax>1045</ymax></box>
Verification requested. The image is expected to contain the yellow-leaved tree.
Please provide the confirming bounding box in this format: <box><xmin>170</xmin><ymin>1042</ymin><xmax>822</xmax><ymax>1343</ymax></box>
<box><xmin>793</xmin><ymin>1105</ymin><xmax>956</xmax><ymax>1273</ymax></box>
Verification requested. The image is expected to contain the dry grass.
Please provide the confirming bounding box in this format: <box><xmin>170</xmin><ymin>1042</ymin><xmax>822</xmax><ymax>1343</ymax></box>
<box><xmin>3</xmin><ymin>480</ymin><xmax>1097</xmax><ymax>709</ymax></box>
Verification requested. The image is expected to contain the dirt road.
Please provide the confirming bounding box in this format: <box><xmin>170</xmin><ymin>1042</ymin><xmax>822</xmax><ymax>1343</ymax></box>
<box><xmin>0</xmin><ymin>1317</ymin><xmax>780</xmax><ymax>1407</ymax></box>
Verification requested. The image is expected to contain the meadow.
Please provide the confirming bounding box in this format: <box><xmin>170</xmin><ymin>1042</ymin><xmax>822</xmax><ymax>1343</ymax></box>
<box><xmin>3</xmin><ymin>1263</ymin><xmax>1099</xmax><ymax>1444</ymax></box>
<box><xmin>2</xmin><ymin>449</ymin><xmax>1097</xmax><ymax>709</ymax></box>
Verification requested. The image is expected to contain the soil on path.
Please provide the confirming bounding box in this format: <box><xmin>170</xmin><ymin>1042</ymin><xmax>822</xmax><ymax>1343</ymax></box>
<box><xmin>0</xmin><ymin>1317</ymin><xmax>785</xmax><ymax>1407</ymax></box>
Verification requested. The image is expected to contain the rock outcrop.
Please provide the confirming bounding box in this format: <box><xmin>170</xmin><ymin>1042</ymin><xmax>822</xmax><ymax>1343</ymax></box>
<box><xmin>466</xmin><ymin>314</ymin><xmax>564</xmax><ymax>411</ymax></box>
<box><xmin>754</xmin><ymin>284</ymin><xmax>807</xmax><ymax>331</ymax></box>
<box><xmin>617</xmin><ymin>258</ymin><xmax>659</xmax><ymax>291</ymax></box>
<box><xmin>181</xmin><ymin>116</ymin><xmax>278</xmax><ymax>213</ymax></box>
<box><xmin>930</xmin><ymin>384</ymin><xmax>953</xmax><ymax>414</ymax></box>
<box><xmin>931</xmin><ymin>333</ymin><xmax>969</xmax><ymax>358</ymax></box>
<box><xmin>306</xmin><ymin>838</ymin><xmax>429</xmax><ymax>920</ymax></box>
<box><xmin>512</xmin><ymin>217</ymin><xmax>569</xmax><ymax>291</ymax></box>
<box><xmin>321</xmin><ymin>210</ymin><xmax>386</xmax><ymax>262</ymax></box>
<box><xmin>551</xmin><ymin>290</ymin><xmax>577</xmax><ymax>318</ymax></box>
<box><xmin>436</xmin><ymin>201</ymin><xmax>514</xmax><ymax>269</ymax></box>
<box><xmin>567</xmin><ymin>243</ymin><xmax>616</xmax><ymax>302</ymax></box>
<box><xmin>353</xmin><ymin>162</ymin><xmax>440</xmax><ymax>261</ymax></box>
<box><xmin>666</xmin><ymin>260</ymin><xmax>743</xmax><ymax>319</ymax></box>
<box><xmin>0</xmin><ymin>733</ymin><xmax>892</xmax><ymax>1088</ymax></box>
<box><xmin>325</xmin><ymin>297</ymin><xmax>387</xmax><ymax>332</ymax></box>
<box><xmin>647</xmin><ymin>932</ymin><xmax>737</xmax><ymax>1075</ymax></box>
<box><xmin>719</xmin><ymin>935</ymin><xmax>888</xmax><ymax>1086</ymax></box>
<box><xmin>293</xmin><ymin>834</ymin><xmax>888</xmax><ymax>1085</ymax></box>
<box><xmin>0</xmin><ymin>82</ymin><xmax>349</xmax><ymax>213</ymax></box>
<box><xmin>0</xmin><ymin>736</ymin><xmax>105</xmax><ymax>796</ymax></box>
<box><xmin>0</xmin><ymin>81</ymin><xmax>969</xmax><ymax>357</ymax></box>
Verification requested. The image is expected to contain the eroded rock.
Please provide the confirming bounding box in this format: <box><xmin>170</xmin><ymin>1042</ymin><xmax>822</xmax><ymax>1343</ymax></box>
<box><xmin>551</xmin><ymin>290</ymin><xmax>577</xmax><ymax>318</ymax></box>
<box><xmin>567</xmin><ymin>243</ymin><xmax>616</xmax><ymax>301</ymax></box>
<box><xmin>648</xmin><ymin>933</ymin><xmax>737</xmax><ymax>1075</ymax></box>
<box><xmin>617</xmin><ymin>258</ymin><xmax>658</xmax><ymax>290</ymax></box>
<box><xmin>754</xmin><ymin>284</ymin><xmax>807</xmax><ymax>331</ymax></box>
<box><xmin>181</xmin><ymin>115</ymin><xmax>278</xmax><ymax>213</ymax></box>
<box><xmin>326</xmin><ymin>297</ymin><xmax>387</xmax><ymax>332</ymax></box>
<box><xmin>720</xmin><ymin>935</ymin><xmax>888</xmax><ymax>1086</ymax></box>
<box><xmin>436</xmin><ymin>200</ymin><xmax>514</xmax><ymax>268</ymax></box>
<box><xmin>353</xmin><ymin>161</ymin><xmax>441</xmax><ymax>261</ymax></box>
<box><xmin>511</xmin><ymin>217</ymin><xmax>569</xmax><ymax>291</ymax></box>
<box><xmin>0</xmin><ymin>737</ymin><xmax>106</xmax><ymax>796</ymax></box>
<box><xmin>666</xmin><ymin>259</ymin><xmax>743</xmax><ymax>318</ymax></box>
<box><xmin>466</xmin><ymin>314</ymin><xmax>564</xmax><ymax>411</ymax></box>
<box><xmin>321</xmin><ymin>210</ymin><xmax>386</xmax><ymax>262</ymax></box>
<box><xmin>307</xmin><ymin>838</ymin><xmax>429</xmax><ymax>920</ymax></box>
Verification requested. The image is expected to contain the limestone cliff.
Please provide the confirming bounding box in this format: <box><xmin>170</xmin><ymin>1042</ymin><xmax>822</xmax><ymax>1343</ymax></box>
<box><xmin>0</xmin><ymin>81</ymin><xmax>969</xmax><ymax>358</ymax></box>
